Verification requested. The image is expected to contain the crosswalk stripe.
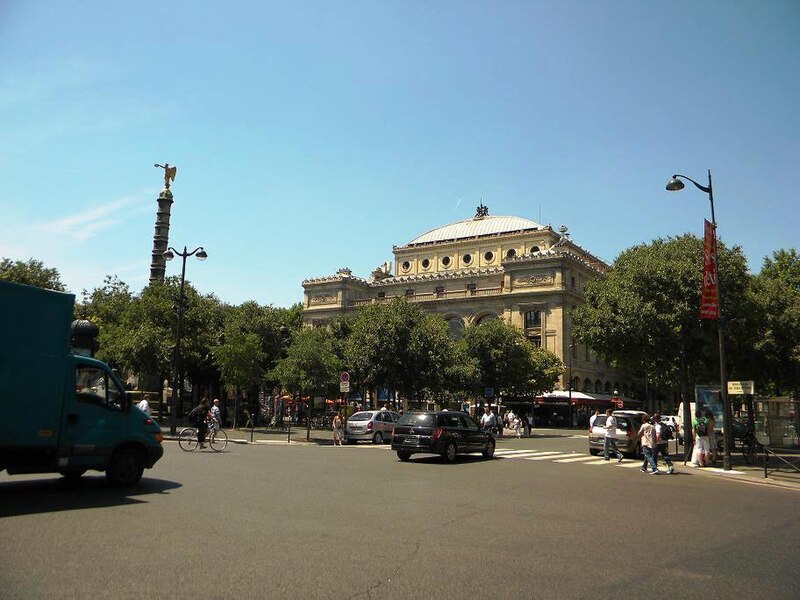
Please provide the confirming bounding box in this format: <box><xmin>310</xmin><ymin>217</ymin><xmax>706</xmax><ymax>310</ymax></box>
<box><xmin>497</xmin><ymin>451</ymin><xmax>557</xmax><ymax>459</ymax></box>
<box><xmin>494</xmin><ymin>449</ymin><xmax>547</xmax><ymax>455</ymax></box>
<box><xmin>617</xmin><ymin>462</ymin><xmax>647</xmax><ymax>468</ymax></box>
<box><xmin>524</xmin><ymin>453</ymin><xmax>580</xmax><ymax>461</ymax></box>
<box><xmin>553</xmin><ymin>455</ymin><xmax>603</xmax><ymax>463</ymax></box>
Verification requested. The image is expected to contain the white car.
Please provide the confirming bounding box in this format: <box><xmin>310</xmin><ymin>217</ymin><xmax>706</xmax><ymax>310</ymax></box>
<box><xmin>345</xmin><ymin>410</ymin><xmax>400</xmax><ymax>444</ymax></box>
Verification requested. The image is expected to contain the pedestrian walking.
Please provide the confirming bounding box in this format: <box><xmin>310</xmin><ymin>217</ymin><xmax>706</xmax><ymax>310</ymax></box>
<box><xmin>602</xmin><ymin>409</ymin><xmax>624</xmax><ymax>462</ymax></box>
<box><xmin>706</xmin><ymin>409</ymin><xmax>718</xmax><ymax>465</ymax></box>
<box><xmin>692</xmin><ymin>409</ymin><xmax>710</xmax><ymax>467</ymax></box>
<box><xmin>332</xmin><ymin>412</ymin><xmax>344</xmax><ymax>446</ymax></box>
<box><xmin>136</xmin><ymin>394</ymin><xmax>152</xmax><ymax>416</ymax></box>
<box><xmin>589</xmin><ymin>410</ymin><xmax>599</xmax><ymax>430</ymax></box>
<box><xmin>637</xmin><ymin>415</ymin><xmax>659</xmax><ymax>474</ymax></box>
<box><xmin>513</xmin><ymin>414</ymin><xmax>522</xmax><ymax>438</ymax></box>
<box><xmin>652</xmin><ymin>413</ymin><xmax>675</xmax><ymax>474</ymax></box>
<box><xmin>480</xmin><ymin>406</ymin><xmax>496</xmax><ymax>433</ymax></box>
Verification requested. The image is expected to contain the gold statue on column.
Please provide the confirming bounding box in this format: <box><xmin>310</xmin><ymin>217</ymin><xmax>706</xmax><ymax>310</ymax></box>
<box><xmin>154</xmin><ymin>163</ymin><xmax>177</xmax><ymax>189</ymax></box>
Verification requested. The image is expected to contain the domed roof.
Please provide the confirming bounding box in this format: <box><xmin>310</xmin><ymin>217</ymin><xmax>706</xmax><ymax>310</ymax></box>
<box><xmin>406</xmin><ymin>214</ymin><xmax>543</xmax><ymax>246</ymax></box>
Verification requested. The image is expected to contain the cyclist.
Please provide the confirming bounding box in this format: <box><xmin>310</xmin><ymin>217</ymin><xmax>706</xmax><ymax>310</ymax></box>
<box><xmin>189</xmin><ymin>398</ymin><xmax>211</xmax><ymax>448</ymax></box>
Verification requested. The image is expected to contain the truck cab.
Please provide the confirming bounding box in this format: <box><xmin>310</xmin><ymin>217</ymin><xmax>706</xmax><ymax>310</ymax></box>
<box><xmin>0</xmin><ymin>281</ymin><xmax>163</xmax><ymax>486</ymax></box>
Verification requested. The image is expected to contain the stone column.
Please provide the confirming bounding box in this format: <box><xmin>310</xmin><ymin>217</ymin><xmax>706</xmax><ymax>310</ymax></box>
<box><xmin>149</xmin><ymin>187</ymin><xmax>174</xmax><ymax>284</ymax></box>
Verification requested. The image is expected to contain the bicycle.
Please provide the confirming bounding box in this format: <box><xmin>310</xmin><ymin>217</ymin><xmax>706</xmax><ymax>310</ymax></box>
<box><xmin>178</xmin><ymin>421</ymin><xmax>228</xmax><ymax>452</ymax></box>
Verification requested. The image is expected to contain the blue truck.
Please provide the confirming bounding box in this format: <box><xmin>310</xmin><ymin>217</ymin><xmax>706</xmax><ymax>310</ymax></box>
<box><xmin>0</xmin><ymin>280</ymin><xmax>163</xmax><ymax>485</ymax></box>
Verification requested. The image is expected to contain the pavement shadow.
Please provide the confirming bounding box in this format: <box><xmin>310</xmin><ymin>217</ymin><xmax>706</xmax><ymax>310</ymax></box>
<box><xmin>0</xmin><ymin>476</ymin><xmax>181</xmax><ymax>518</ymax></box>
<box><xmin>395</xmin><ymin>454</ymin><xmax>494</xmax><ymax>466</ymax></box>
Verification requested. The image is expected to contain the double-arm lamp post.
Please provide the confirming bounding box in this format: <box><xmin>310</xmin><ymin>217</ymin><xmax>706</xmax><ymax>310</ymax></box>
<box><xmin>666</xmin><ymin>171</ymin><xmax>732</xmax><ymax>471</ymax></box>
<box><xmin>163</xmin><ymin>245</ymin><xmax>208</xmax><ymax>434</ymax></box>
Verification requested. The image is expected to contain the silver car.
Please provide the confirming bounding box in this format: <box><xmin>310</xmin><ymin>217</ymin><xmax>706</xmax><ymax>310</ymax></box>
<box><xmin>345</xmin><ymin>410</ymin><xmax>400</xmax><ymax>444</ymax></box>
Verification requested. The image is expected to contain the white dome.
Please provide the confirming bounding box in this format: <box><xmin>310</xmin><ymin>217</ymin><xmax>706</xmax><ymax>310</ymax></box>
<box><xmin>406</xmin><ymin>215</ymin><xmax>543</xmax><ymax>246</ymax></box>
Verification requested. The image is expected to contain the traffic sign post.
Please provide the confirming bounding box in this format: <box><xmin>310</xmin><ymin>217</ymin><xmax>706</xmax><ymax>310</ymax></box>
<box><xmin>340</xmin><ymin>372</ymin><xmax>350</xmax><ymax>393</ymax></box>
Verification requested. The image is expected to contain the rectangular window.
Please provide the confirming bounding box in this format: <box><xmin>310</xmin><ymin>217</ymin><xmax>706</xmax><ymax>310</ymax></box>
<box><xmin>524</xmin><ymin>310</ymin><xmax>541</xmax><ymax>329</ymax></box>
<box><xmin>435</xmin><ymin>286</ymin><xmax>444</xmax><ymax>297</ymax></box>
<box><xmin>405</xmin><ymin>289</ymin><xmax>415</xmax><ymax>297</ymax></box>
<box><xmin>528</xmin><ymin>335</ymin><xmax>542</xmax><ymax>348</ymax></box>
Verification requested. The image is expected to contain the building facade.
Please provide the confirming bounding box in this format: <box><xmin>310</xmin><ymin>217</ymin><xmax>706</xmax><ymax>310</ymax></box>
<box><xmin>302</xmin><ymin>205</ymin><xmax>636</xmax><ymax>414</ymax></box>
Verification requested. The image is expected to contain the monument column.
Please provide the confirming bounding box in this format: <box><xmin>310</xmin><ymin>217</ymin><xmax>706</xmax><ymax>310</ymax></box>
<box><xmin>149</xmin><ymin>163</ymin><xmax>177</xmax><ymax>284</ymax></box>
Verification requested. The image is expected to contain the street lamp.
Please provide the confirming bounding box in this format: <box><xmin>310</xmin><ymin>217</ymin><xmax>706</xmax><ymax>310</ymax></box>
<box><xmin>163</xmin><ymin>245</ymin><xmax>207</xmax><ymax>434</ymax></box>
<box><xmin>666</xmin><ymin>170</ymin><xmax>732</xmax><ymax>471</ymax></box>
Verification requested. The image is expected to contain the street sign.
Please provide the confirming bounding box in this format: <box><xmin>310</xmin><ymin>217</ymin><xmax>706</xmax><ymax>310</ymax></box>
<box><xmin>339</xmin><ymin>382</ymin><xmax>350</xmax><ymax>393</ymax></box>
<box><xmin>728</xmin><ymin>380</ymin><xmax>755</xmax><ymax>395</ymax></box>
<box><xmin>340</xmin><ymin>372</ymin><xmax>350</xmax><ymax>383</ymax></box>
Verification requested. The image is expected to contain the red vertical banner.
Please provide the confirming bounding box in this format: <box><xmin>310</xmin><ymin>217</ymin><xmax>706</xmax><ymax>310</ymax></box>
<box><xmin>700</xmin><ymin>219</ymin><xmax>719</xmax><ymax>319</ymax></box>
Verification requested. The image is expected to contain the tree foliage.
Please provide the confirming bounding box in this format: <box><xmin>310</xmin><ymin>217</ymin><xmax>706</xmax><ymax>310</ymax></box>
<box><xmin>1</xmin><ymin>257</ymin><xmax>66</xmax><ymax>292</ymax></box>
<box><xmin>271</xmin><ymin>327</ymin><xmax>343</xmax><ymax>396</ymax></box>
<box><xmin>571</xmin><ymin>234</ymin><xmax>752</xmax><ymax>393</ymax></box>
<box><xmin>344</xmin><ymin>299</ymin><xmax>459</xmax><ymax>400</ymax></box>
<box><xmin>461</xmin><ymin>318</ymin><xmax>562</xmax><ymax>397</ymax></box>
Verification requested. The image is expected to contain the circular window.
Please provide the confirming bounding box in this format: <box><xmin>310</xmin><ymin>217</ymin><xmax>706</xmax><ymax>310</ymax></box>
<box><xmin>401</xmin><ymin>261</ymin><xmax>411</xmax><ymax>271</ymax></box>
<box><xmin>530</xmin><ymin>246</ymin><xmax>540</xmax><ymax>253</ymax></box>
<box><xmin>505</xmin><ymin>248</ymin><xmax>516</xmax><ymax>259</ymax></box>
<box><xmin>421</xmin><ymin>258</ymin><xmax>430</xmax><ymax>269</ymax></box>
<box><xmin>441</xmin><ymin>256</ymin><xmax>451</xmax><ymax>267</ymax></box>
<box><xmin>463</xmin><ymin>253</ymin><xmax>472</xmax><ymax>265</ymax></box>
<box><xmin>484</xmin><ymin>251</ymin><xmax>494</xmax><ymax>262</ymax></box>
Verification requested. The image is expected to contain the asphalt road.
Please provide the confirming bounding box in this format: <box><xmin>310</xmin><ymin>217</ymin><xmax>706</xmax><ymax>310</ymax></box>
<box><xmin>2</xmin><ymin>433</ymin><xmax>799</xmax><ymax>599</ymax></box>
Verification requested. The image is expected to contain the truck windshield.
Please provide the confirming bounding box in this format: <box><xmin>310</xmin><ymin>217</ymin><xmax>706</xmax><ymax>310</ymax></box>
<box><xmin>75</xmin><ymin>366</ymin><xmax>123</xmax><ymax>411</ymax></box>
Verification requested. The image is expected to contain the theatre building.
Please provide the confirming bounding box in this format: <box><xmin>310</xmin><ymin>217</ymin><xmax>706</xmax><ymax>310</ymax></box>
<box><xmin>301</xmin><ymin>204</ymin><xmax>638</xmax><ymax>425</ymax></box>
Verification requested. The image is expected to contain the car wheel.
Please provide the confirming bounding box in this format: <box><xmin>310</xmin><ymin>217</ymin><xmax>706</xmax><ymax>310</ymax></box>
<box><xmin>482</xmin><ymin>440</ymin><xmax>495</xmax><ymax>459</ymax></box>
<box><xmin>442</xmin><ymin>441</ymin><xmax>457</xmax><ymax>463</ymax></box>
<box><xmin>397</xmin><ymin>451</ymin><xmax>411</xmax><ymax>462</ymax></box>
<box><xmin>372</xmin><ymin>432</ymin><xmax>383</xmax><ymax>444</ymax></box>
<box><xmin>589</xmin><ymin>448</ymin><xmax>600</xmax><ymax>456</ymax></box>
<box><xmin>106</xmin><ymin>448</ymin><xmax>144</xmax><ymax>487</ymax></box>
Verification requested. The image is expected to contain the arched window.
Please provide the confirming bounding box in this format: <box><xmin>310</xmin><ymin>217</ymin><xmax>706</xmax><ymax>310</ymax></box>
<box><xmin>583</xmin><ymin>378</ymin><xmax>591</xmax><ymax>392</ymax></box>
<box><xmin>604</xmin><ymin>381</ymin><xmax>612</xmax><ymax>394</ymax></box>
<box><xmin>475</xmin><ymin>314</ymin><xmax>497</xmax><ymax>326</ymax></box>
<box><xmin>595</xmin><ymin>379</ymin><xmax>603</xmax><ymax>393</ymax></box>
<box><xmin>447</xmin><ymin>318</ymin><xmax>464</xmax><ymax>340</ymax></box>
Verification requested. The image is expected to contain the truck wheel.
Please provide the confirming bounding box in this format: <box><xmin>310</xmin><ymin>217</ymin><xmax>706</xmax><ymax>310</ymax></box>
<box><xmin>106</xmin><ymin>449</ymin><xmax>144</xmax><ymax>487</ymax></box>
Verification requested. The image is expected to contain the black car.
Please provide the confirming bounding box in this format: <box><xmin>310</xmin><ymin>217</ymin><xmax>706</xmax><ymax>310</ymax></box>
<box><xmin>391</xmin><ymin>411</ymin><xmax>495</xmax><ymax>463</ymax></box>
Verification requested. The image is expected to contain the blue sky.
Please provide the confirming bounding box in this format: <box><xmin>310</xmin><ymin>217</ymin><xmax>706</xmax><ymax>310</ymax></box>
<box><xmin>1</xmin><ymin>1</ymin><xmax>798</xmax><ymax>308</ymax></box>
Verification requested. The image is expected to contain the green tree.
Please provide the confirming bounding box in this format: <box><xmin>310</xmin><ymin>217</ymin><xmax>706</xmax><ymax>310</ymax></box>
<box><xmin>761</xmin><ymin>248</ymin><xmax>800</xmax><ymax>293</ymax></box>
<box><xmin>461</xmin><ymin>318</ymin><xmax>562</xmax><ymax>397</ymax></box>
<box><xmin>344</xmin><ymin>298</ymin><xmax>459</xmax><ymax>402</ymax></box>
<box><xmin>571</xmin><ymin>234</ymin><xmax>752</xmax><ymax>397</ymax></box>
<box><xmin>747</xmin><ymin>256</ymin><xmax>800</xmax><ymax>397</ymax></box>
<box><xmin>271</xmin><ymin>327</ymin><xmax>342</xmax><ymax>397</ymax></box>
<box><xmin>1</xmin><ymin>257</ymin><xmax>66</xmax><ymax>291</ymax></box>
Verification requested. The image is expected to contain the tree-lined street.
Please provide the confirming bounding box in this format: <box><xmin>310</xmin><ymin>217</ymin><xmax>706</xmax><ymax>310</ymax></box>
<box><xmin>2</xmin><ymin>433</ymin><xmax>798</xmax><ymax>598</ymax></box>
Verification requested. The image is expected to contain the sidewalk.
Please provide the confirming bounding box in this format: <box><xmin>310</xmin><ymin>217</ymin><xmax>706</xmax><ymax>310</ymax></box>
<box><xmin>160</xmin><ymin>423</ymin><xmax>335</xmax><ymax>445</ymax></box>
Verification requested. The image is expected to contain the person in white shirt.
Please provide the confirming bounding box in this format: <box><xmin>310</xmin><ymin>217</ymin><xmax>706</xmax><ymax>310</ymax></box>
<box><xmin>137</xmin><ymin>395</ymin><xmax>152</xmax><ymax>416</ymax></box>
<box><xmin>210</xmin><ymin>399</ymin><xmax>221</xmax><ymax>431</ymax></box>
<box><xmin>603</xmin><ymin>409</ymin><xmax>624</xmax><ymax>462</ymax></box>
<box><xmin>480</xmin><ymin>406</ymin><xmax>496</xmax><ymax>433</ymax></box>
<box><xmin>589</xmin><ymin>410</ymin><xmax>599</xmax><ymax>429</ymax></box>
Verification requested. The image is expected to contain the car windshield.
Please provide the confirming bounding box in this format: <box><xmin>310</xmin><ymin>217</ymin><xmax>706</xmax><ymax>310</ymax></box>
<box><xmin>349</xmin><ymin>412</ymin><xmax>372</xmax><ymax>421</ymax></box>
<box><xmin>398</xmin><ymin>413</ymin><xmax>434</xmax><ymax>426</ymax></box>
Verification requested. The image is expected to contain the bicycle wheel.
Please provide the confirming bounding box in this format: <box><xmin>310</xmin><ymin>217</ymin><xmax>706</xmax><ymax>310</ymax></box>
<box><xmin>209</xmin><ymin>428</ymin><xmax>228</xmax><ymax>452</ymax></box>
<box><xmin>178</xmin><ymin>428</ymin><xmax>199</xmax><ymax>452</ymax></box>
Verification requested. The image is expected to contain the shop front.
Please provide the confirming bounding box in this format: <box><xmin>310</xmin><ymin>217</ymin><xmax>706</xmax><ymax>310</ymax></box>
<box><xmin>533</xmin><ymin>391</ymin><xmax>642</xmax><ymax>428</ymax></box>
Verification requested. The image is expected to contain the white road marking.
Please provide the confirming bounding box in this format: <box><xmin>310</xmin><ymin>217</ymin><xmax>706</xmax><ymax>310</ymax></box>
<box><xmin>524</xmin><ymin>453</ymin><xmax>580</xmax><ymax>461</ymax></box>
<box><xmin>553</xmin><ymin>455</ymin><xmax>603</xmax><ymax>463</ymax></box>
